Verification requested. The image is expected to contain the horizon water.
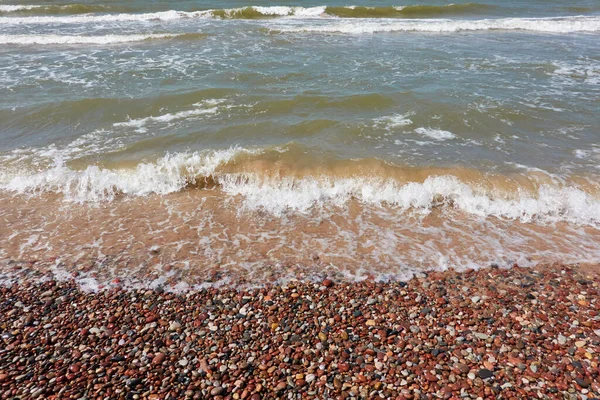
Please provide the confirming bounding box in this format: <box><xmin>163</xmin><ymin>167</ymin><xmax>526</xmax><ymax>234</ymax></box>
<box><xmin>0</xmin><ymin>0</ymin><xmax>599</xmax><ymax>289</ymax></box>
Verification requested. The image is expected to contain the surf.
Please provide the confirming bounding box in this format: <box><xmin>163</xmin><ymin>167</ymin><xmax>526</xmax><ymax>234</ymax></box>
<box><xmin>1</xmin><ymin>146</ymin><xmax>599</xmax><ymax>227</ymax></box>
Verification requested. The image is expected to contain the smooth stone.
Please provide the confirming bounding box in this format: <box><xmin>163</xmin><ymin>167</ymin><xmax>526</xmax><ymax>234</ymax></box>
<box><xmin>211</xmin><ymin>387</ymin><xmax>226</xmax><ymax>396</ymax></box>
<box><xmin>152</xmin><ymin>353</ymin><xmax>166</xmax><ymax>365</ymax></box>
<box><xmin>478</xmin><ymin>369</ymin><xmax>493</xmax><ymax>379</ymax></box>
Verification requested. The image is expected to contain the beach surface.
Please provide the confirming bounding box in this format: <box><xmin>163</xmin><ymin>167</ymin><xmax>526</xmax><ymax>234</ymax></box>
<box><xmin>1</xmin><ymin>1</ymin><xmax>600</xmax><ymax>397</ymax></box>
<box><xmin>1</xmin><ymin>263</ymin><xmax>599</xmax><ymax>399</ymax></box>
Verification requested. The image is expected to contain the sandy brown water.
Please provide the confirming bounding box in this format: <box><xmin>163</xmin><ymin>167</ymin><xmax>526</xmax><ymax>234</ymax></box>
<box><xmin>1</xmin><ymin>189</ymin><xmax>599</xmax><ymax>290</ymax></box>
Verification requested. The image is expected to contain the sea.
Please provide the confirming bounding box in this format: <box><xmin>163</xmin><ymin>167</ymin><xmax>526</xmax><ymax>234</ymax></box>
<box><xmin>0</xmin><ymin>0</ymin><xmax>599</xmax><ymax>289</ymax></box>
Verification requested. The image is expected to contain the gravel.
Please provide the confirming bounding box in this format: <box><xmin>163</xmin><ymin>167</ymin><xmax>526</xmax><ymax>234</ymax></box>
<box><xmin>0</xmin><ymin>263</ymin><xmax>598</xmax><ymax>399</ymax></box>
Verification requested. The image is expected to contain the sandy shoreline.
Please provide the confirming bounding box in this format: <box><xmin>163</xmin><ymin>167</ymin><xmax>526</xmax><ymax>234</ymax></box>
<box><xmin>1</xmin><ymin>263</ymin><xmax>599</xmax><ymax>399</ymax></box>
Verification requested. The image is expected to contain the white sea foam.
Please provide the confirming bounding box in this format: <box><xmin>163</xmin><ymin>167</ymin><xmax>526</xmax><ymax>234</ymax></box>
<box><xmin>574</xmin><ymin>148</ymin><xmax>600</xmax><ymax>161</ymax></box>
<box><xmin>414</xmin><ymin>127</ymin><xmax>456</xmax><ymax>141</ymax></box>
<box><xmin>250</xmin><ymin>6</ymin><xmax>326</xmax><ymax>17</ymax></box>
<box><xmin>0</xmin><ymin>5</ymin><xmax>43</xmax><ymax>12</ymax></box>
<box><xmin>0</xmin><ymin>33</ymin><xmax>180</xmax><ymax>45</ymax></box>
<box><xmin>0</xmin><ymin>7</ymin><xmax>322</xmax><ymax>24</ymax></box>
<box><xmin>1</xmin><ymin>7</ymin><xmax>599</xmax><ymax>34</ymax></box>
<box><xmin>114</xmin><ymin>100</ymin><xmax>224</xmax><ymax>129</ymax></box>
<box><xmin>0</xmin><ymin>148</ymin><xmax>257</xmax><ymax>201</ymax></box>
<box><xmin>275</xmin><ymin>16</ymin><xmax>600</xmax><ymax>34</ymax></box>
<box><xmin>1</xmin><ymin>149</ymin><xmax>599</xmax><ymax>226</ymax></box>
<box><xmin>552</xmin><ymin>61</ymin><xmax>600</xmax><ymax>85</ymax></box>
<box><xmin>218</xmin><ymin>174</ymin><xmax>600</xmax><ymax>226</ymax></box>
<box><xmin>0</xmin><ymin>10</ymin><xmax>192</xmax><ymax>24</ymax></box>
<box><xmin>374</xmin><ymin>113</ymin><xmax>414</xmax><ymax>129</ymax></box>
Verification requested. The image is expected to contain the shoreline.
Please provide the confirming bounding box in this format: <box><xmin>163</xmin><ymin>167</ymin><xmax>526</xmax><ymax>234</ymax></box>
<box><xmin>1</xmin><ymin>262</ymin><xmax>598</xmax><ymax>399</ymax></box>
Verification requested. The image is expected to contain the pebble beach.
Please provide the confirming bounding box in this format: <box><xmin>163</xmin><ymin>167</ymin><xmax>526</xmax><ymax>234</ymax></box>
<box><xmin>2</xmin><ymin>1</ymin><xmax>600</xmax><ymax>399</ymax></box>
<box><xmin>1</xmin><ymin>263</ymin><xmax>599</xmax><ymax>399</ymax></box>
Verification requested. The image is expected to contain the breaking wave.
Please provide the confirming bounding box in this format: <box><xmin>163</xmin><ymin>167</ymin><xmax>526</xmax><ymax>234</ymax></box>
<box><xmin>324</xmin><ymin>3</ymin><xmax>493</xmax><ymax>18</ymax></box>
<box><xmin>0</xmin><ymin>33</ymin><xmax>205</xmax><ymax>45</ymax></box>
<box><xmin>275</xmin><ymin>16</ymin><xmax>600</xmax><ymax>34</ymax></box>
<box><xmin>0</xmin><ymin>4</ymin><xmax>133</xmax><ymax>15</ymax></box>
<box><xmin>0</xmin><ymin>3</ymin><xmax>493</xmax><ymax>19</ymax></box>
<box><xmin>2</xmin><ymin>9</ymin><xmax>596</xmax><ymax>36</ymax></box>
<box><xmin>1</xmin><ymin>147</ymin><xmax>599</xmax><ymax>226</ymax></box>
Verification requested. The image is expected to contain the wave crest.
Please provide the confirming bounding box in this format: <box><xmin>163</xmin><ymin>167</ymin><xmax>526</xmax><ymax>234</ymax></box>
<box><xmin>0</xmin><ymin>33</ymin><xmax>205</xmax><ymax>45</ymax></box>
<box><xmin>324</xmin><ymin>3</ymin><xmax>493</xmax><ymax>18</ymax></box>
<box><xmin>276</xmin><ymin>16</ymin><xmax>600</xmax><ymax>34</ymax></box>
<box><xmin>0</xmin><ymin>3</ymin><xmax>492</xmax><ymax>19</ymax></box>
<box><xmin>1</xmin><ymin>147</ymin><xmax>599</xmax><ymax>226</ymax></box>
<box><xmin>0</xmin><ymin>4</ymin><xmax>133</xmax><ymax>15</ymax></box>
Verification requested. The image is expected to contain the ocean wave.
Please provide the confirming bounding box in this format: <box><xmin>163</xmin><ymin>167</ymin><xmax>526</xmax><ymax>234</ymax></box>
<box><xmin>0</xmin><ymin>3</ymin><xmax>491</xmax><ymax>20</ymax></box>
<box><xmin>275</xmin><ymin>16</ymin><xmax>600</xmax><ymax>34</ymax></box>
<box><xmin>0</xmin><ymin>148</ymin><xmax>251</xmax><ymax>200</ymax></box>
<box><xmin>374</xmin><ymin>113</ymin><xmax>414</xmax><ymax>129</ymax></box>
<box><xmin>113</xmin><ymin>99</ymin><xmax>224</xmax><ymax>129</ymax></box>
<box><xmin>0</xmin><ymin>5</ymin><xmax>598</xmax><ymax>34</ymax></box>
<box><xmin>1</xmin><ymin>148</ymin><xmax>599</xmax><ymax>226</ymax></box>
<box><xmin>414</xmin><ymin>127</ymin><xmax>456</xmax><ymax>141</ymax></box>
<box><xmin>324</xmin><ymin>3</ymin><xmax>493</xmax><ymax>18</ymax></box>
<box><xmin>0</xmin><ymin>5</ymin><xmax>43</xmax><ymax>12</ymax></box>
<box><xmin>0</xmin><ymin>4</ymin><xmax>132</xmax><ymax>15</ymax></box>
<box><xmin>0</xmin><ymin>9</ymin><xmax>204</xmax><ymax>24</ymax></box>
<box><xmin>0</xmin><ymin>33</ymin><xmax>197</xmax><ymax>45</ymax></box>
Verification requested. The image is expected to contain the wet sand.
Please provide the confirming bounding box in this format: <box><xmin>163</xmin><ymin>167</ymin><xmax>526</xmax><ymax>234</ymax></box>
<box><xmin>1</xmin><ymin>262</ymin><xmax>599</xmax><ymax>399</ymax></box>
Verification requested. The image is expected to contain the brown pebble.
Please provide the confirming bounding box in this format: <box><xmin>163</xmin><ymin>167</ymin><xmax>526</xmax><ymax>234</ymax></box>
<box><xmin>152</xmin><ymin>352</ymin><xmax>166</xmax><ymax>365</ymax></box>
<box><xmin>275</xmin><ymin>382</ymin><xmax>287</xmax><ymax>391</ymax></box>
<box><xmin>333</xmin><ymin>377</ymin><xmax>342</xmax><ymax>390</ymax></box>
<box><xmin>322</xmin><ymin>279</ymin><xmax>334</xmax><ymax>288</ymax></box>
<box><xmin>211</xmin><ymin>386</ymin><xmax>226</xmax><ymax>396</ymax></box>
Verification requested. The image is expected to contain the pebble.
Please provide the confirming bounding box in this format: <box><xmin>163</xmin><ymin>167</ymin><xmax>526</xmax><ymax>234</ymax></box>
<box><xmin>478</xmin><ymin>369</ymin><xmax>493</xmax><ymax>379</ymax></box>
<box><xmin>558</xmin><ymin>334</ymin><xmax>568</xmax><ymax>345</ymax></box>
<box><xmin>0</xmin><ymin>263</ymin><xmax>597</xmax><ymax>400</ymax></box>
<box><xmin>530</xmin><ymin>364</ymin><xmax>538</xmax><ymax>373</ymax></box>
<box><xmin>211</xmin><ymin>387</ymin><xmax>225</xmax><ymax>396</ymax></box>
<box><xmin>152</xmin><ymin>352</ymin><xmax>166</xmax><ymax>365</ymax></box>
<box><xmin>456</xmin><ymin>363</ymin><xmax>470</xmax><ymax>374</ymax></box>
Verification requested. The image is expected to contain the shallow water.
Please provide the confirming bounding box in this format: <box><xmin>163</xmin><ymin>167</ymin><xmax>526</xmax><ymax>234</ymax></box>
<box><xmin>0</xmin><ymin>0</ymin><xmax>599</xmax><ymax>287</ymax></box>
